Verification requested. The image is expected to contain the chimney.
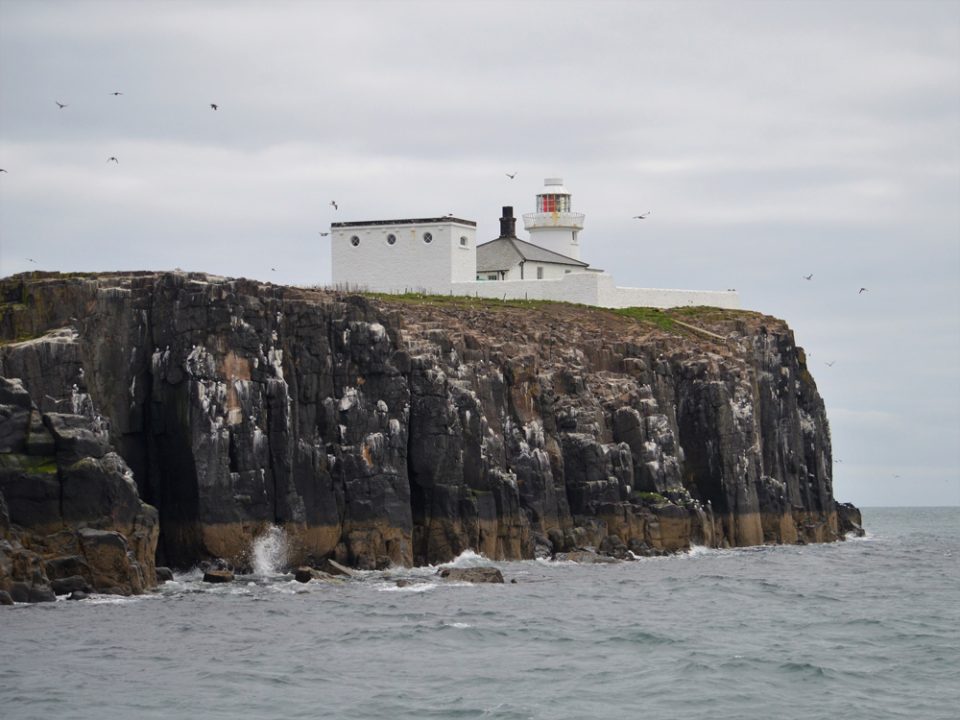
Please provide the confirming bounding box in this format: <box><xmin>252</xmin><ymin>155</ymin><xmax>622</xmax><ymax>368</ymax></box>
<box><xmin>499</xmin><ymin>206</ymin><xmax>516</xmax><ymax>238</ymax></box>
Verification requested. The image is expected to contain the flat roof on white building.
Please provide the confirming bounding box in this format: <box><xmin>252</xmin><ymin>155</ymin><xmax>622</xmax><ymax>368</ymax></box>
<box><xmin>332</xmin><ymin>217</ymin><xmax>476</xmax><ymax>228</ymax></box>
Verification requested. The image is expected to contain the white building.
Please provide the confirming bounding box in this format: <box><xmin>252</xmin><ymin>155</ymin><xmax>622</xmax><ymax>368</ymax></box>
<box><xmin>331</xmin><ymin>216</ymin><xmax>477</xmax><ymax>294</ymax></box>
<box><xmin>330</xmin><ymin>178</ymin><xmax>739</xmax><ymax>310</ymax></box>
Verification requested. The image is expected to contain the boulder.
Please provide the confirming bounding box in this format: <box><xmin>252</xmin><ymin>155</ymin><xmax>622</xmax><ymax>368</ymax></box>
<box><xmin>0</xmin><ymin>589</ymin><xmax>13</xmax><ymax>605</ymax></box>
<box><xmin>45</xmin><ymin>555</ymin><xmax>91</xmax><ymax>581</ymax></box>
<box><xmin>556</xmin><ymin>549</ymin><xmax>620</xmax><ymax>564</ymax></box>
<box><xmin>43</xmin><ymin>413</ymin><xmax>111</xmax><ymax>465</ymax></box>
<box><xmin>68</xmin><ymin>590</ymin><xmax>89</xmax><ymax>601</ymax></box>
<box><xmin>294</xmin><ymin>566</ymin><xmax>315</xmax><ymax>583</ymax></box>
<box><xmin>77</xmin><ymin>528</ymin><xmax>142</xmax><ymax>594</ymax></box>
<box><xmin>0</xmin><ymin>378</ymin><xmax>31</xmax><ymax>407</ymax></box>
<box><xmin>51</xmin><ymin>575</ymin><xmax>92</xmax><ymax>596</ymax></box>
<box><xmin>320</xmin><ymin>558</ymin><xmax>356</xmax><ymax>578</ymax></box>
<box><xmin>60</xmin><ymin>453</ymin><xmax>141</xmax><ymax>527</ymax></box>
<box><xmin>202</xmin><ymin>569</ymin><xmax>235</xmax><ymax>583</ymax></box>
<box><xmin>8</xmin><ymin>581</ymin><xmax>56</xmax><ymax>603</ymax></box>
<box><xmin>155</xmin><ymin>566</ymin><xmax>174</xmax><ymax>583</ymax></box>
<box><xmin>438</xmin><ymin>566</ymin><xmax>504</xmax><ymax>583</ymax></box>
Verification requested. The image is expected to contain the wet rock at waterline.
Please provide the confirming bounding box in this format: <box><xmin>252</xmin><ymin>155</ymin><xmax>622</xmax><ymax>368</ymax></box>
<box><xmin>202</xmin><ymin>569</ymin><xmax>234</xmax><ymax>584</ymax></box>
<box><xmin>439</xmin><ymin>566</ymin><xmax>505</xmax><ymax>583</ymax></box>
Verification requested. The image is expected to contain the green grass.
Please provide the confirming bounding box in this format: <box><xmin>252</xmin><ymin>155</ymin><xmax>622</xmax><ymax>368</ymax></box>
<box><xmin>0</xmin><ymin>454</ymin><xmax>58</xmax><ymax>474</ymax></box>
<box><xmin>613</xmin><ymin>307</ymin><xmax>675</xmax><ymax>331</ymax></box>
<box><xmin>632</xmin><ymin>490</ymin><xmax>668</xmax><ymax>504</ymax></box>
<box><xmin>363</xmin><ymin>291</ymin><xmax>577</xmax><ymax>311</ymax></box>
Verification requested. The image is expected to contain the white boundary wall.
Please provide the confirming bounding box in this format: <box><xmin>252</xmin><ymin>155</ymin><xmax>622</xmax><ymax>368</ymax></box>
<box><xmin>447</xmin><ymin>271</ymin><xmax>739</xmax><ymax>309</ymax></box>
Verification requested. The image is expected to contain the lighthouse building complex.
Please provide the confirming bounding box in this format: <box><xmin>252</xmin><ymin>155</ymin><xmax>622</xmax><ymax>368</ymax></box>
<box><xmin>330</xmin><ymin>178</ymin><xmax>739</xmax><ymax>309</ymax></box>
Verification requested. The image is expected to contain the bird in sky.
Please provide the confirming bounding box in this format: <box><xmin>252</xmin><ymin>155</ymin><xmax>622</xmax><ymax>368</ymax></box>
<box><xmin>271</xmin><ymin>267</ymin><xmax>277</xmax><ymax>272</ymax></box>
<box><xmin>0</xmin><ymin>169</ymin><xmax>7</xmax><ymax>173</ymax></box>
<box><xmin>55</xmin><ymin>101</ymin><xmax>68</xmax><ymax>109</ymax></box>
<box><xmin>330</xmin><ymin>201</ymin><xmax>338</xmax><ymax>210</ymax></box>
<box><xmin>633</xmin><ymin>212</ymin><xmax>650</xmax><ymax>219</ymax></box>
<box><xmin>107</xmin><ymin>157</ymin><xmax>119</xmax><ymax>164</ymax></box>
<box><xmin>825</xmin><ymin>360</ymin><xmax>836</xmax><ymax>367</ymax></box>
<box><xmin>210</xmin><ymin>103</ymin><xmax>218</xmax><ymax>110</ymax></box>
<box><xmin>505</xmin><ymin>172</ymin><xmax>517</xmax><ymax>179</ymax></box>
<box><xmin>804</xmin><ymin>273</ymin><xmax>813</xmax><ymax>281</ymax></box>
<box><xmin>26</xmin><ymin>258</ymin><xmax>36</xmax><ymax>263</ymax></box>
<box><xmin>318</xmin><ymin>231</ymin><xmax>330</xmax><ymax>237</ymax></box>
<box><xmin>859</xmin><ymin>287</ymin><xmax>868</xmax><ymax>294</ymax></box>
<box><xmin>110</xmin><ymin>91</ymin><xmax>123</xmax><ymax>96</ymax></box>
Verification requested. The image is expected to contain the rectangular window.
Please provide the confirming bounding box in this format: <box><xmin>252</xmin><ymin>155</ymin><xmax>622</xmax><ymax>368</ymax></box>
<box><xmin>487</xmin><ymin>274</ymin><xmax>498</xmax><ymax>281</ymax></box>
<box><xmin>537</xmin><ymin>266</ymin><xmax>544</xmax><ymax>279</ymax></box>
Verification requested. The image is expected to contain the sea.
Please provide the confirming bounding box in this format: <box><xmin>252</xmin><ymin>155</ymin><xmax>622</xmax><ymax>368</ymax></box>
<box><xmin>1</xmin><ymin>507</ymin><xmax>957</xmax><ymax>720</ymax></box>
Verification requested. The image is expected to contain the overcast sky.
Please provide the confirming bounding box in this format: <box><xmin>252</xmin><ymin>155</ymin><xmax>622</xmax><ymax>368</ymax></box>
<box><xmin>1</xmin><ymin>0</ymin><xmax>957</xmax><ymax>507</ymax></box>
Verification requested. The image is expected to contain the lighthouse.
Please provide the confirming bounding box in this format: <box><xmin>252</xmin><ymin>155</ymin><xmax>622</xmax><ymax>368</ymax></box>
<box><xmin>522</xmin><ymin>177</ymin><xmax>585</xmax><ymax>261</ymax></box>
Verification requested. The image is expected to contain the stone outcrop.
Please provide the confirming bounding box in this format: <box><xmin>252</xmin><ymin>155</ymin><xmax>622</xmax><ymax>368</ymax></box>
<box><xmin>0</xmin><ymin>373</ymin><xmax>158</xmax><ymax>602</ymax></box>
<box><xmin>438</xmin><ymin>566</ymin><xmax>505</xmax><ymax>583</ymax></box>
<box><xmin>1</xmin><ymin>271</ymin><xmax>859</xmax><ymax>587</ymax></box>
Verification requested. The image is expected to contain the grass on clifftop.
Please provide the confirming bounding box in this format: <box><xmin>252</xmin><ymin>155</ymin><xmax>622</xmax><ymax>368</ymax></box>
<box><xmin>613</xmin><ymin>307</ymin><xmax>676</xmax><ymax>330</ymax></box>
<box><xmin>363</xmin><ymin>291</ymin><xmax>581</xmax><ymax>312</ymax></box>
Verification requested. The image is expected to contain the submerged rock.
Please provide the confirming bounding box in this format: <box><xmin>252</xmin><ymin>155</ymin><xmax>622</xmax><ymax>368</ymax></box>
<box><xmin>438</xmin><ymin>566</ymin><xmax>504</xmax><ymax>583</ymax></box>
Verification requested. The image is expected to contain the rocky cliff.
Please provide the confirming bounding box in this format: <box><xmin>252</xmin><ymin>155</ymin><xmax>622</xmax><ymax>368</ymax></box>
<box><xmin>0</xmin><ymin>271</ymin><xmax>862</xmax><ymax>595</ymax></box>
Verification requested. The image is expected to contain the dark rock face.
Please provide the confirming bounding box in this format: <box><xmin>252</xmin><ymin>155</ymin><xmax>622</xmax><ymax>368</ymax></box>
<box><xmin>1</xmin><ymin>272</ymin><xmax>859</xmax><ymax>577</ymax></box>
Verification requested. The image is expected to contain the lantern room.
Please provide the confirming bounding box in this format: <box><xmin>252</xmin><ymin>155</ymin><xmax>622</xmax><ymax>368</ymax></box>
<box><xmin>523</xmin><ymin>177</ymin><xmax>586</xmax><ymax>261</ymax></box>
<box><xmin>536</xmin><ymin>178</ymin><xmax>572</xmax><ymax>213</ymax></box>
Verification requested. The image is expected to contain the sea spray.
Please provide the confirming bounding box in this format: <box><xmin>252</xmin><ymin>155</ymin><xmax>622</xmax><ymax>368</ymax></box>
<box><xmin>251</xmin><ymin>525</ymin><xmax>289</xmax><ymax>576</ymax></box>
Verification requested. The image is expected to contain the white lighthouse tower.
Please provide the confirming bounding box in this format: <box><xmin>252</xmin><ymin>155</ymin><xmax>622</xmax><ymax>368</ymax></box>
<box><xmin>522</xmin><ymin>177</ymin><xmax>585</xmax><ymax>261</ymax></box>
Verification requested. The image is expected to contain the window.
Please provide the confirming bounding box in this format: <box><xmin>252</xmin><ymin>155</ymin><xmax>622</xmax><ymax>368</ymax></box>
<box><xmin>487</xmin><ymin>274</ymin><xmax>498</xmax><ymax>280</ymax></box>
<box><xmin>350</xmin><ymin>235</ymin><xmax>360</xmax><ymax>247</ymax></box>
<box><xmin>536</xmin><ymin>266</ymin><xmax>544</xmax><ymax>279</ymax></box>
<box><xmin>423</xmin><ymin>232</ymin><xmax>433</xmax><ymax>244</ymax></box>
<box><xmin>460</xmin><ymin>236</ymin><xmax>468</xmax><ymax>247</ymax></box>
<box><xmin>386</xmin><ymin>233</ymin><xmax>397</xmax><ymax>245</ymax></box>
<box><xmin>538</xmin><ymin>194</ymin><xmax>570</xmax><ymax>212</ymax></box>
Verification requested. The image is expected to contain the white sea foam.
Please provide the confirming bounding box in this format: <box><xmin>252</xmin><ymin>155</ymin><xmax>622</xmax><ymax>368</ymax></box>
<box><xmin>437</xmin><ymin>549</ymin><xmax>490</xmax><ymax>569</ymax></box>
<box><xmin>252</xmin><ymin>525</ymin><xmax>289</xmax><ymax>576</ymax></box>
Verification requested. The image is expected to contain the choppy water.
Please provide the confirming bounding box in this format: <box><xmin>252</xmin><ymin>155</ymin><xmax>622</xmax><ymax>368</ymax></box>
<box><xmin>1</xmin><ymin>507</ymin><xmax>958</xmax><ymax>719</ymax></box>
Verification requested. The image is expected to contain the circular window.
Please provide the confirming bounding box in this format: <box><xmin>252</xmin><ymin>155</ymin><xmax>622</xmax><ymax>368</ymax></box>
<box><xmin>386</xmin><ymin>233</ymin><xmax>397</xmax><ymax>245</ymax></box>
<box><xmin>350</xmin><ymin>235</ymin><xmax>360</xmax><ymax>247</ymax></box>
<box><xmin>423</xmin><ymin>232</ymin><xmax>433</xmax><ymax>244</ymax></box>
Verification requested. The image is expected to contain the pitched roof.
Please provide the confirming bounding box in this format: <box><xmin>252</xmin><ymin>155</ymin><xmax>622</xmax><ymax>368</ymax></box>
<box><xmin>476</xmin><ymin>236</ymin><xmax>589</xmax><ymax>272</ymax></box>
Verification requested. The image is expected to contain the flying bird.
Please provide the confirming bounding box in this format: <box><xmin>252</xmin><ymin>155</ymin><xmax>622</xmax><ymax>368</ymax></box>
<box><xmin>0</xmin><ymin>169</ymin><xmax>7</xmax><ymax>173</ymax></box>
<box><xmin>210</xmin><ymin>103</ymin><xmax>219</xmax><ymax>110</ymax></box>
<box><xmin>26</xmin><ymin>258</ymin><xmax>36</xmax><ymax>263</ymax></box>
<box><xmin>271</xmin><ymin>267</ymin><xmax>277</xmax><ymax>272</ymax></box>
<box><xmin>825</xmin><ymin>361</ymin><xmax>836</xmax><ymax>367</ymax></box>
<box><xmin>55</xmin><ymin>101</ymin><xmax>68</xmax><ymax>109</ymax></box>
<box><xmin>318</xmin><ymin>231</ymin><xmax>330</xmax><ymax>237</ymax></box>
<box><xmin>110</xmin><ymin>91</ymin><xmax>123</xmax><ymax>96</ymax></box>
<box><xmin>107</xmin><ymin>156</ymin><xmax>119</xmax><ymax>163</ymax></box>
<box><xmin>633</xmin><ymin>212</ymin><xmax>650</xmax><ymax>219</ymax></box>
<box><xmin>858</xmin><ymin>287</ymin><xmax>868</xmax><ymax>294</ymax></box>
<box><xmin>505</xmin><ymin>172</ymin><xmax>517</xmax><ymax>179</ymax></box>
<box><xmin>804</xmin><ymin>273</ymin><xmax>813</xmax><ymax>281</ymax></box>
<box><xmin>330</xmin><ymin>201</ymin><xmax>338</xmax><ymax>210</ymax></box>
